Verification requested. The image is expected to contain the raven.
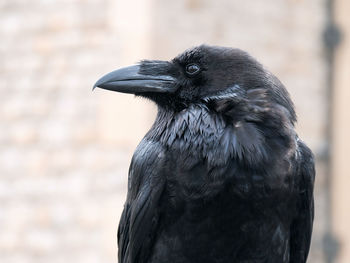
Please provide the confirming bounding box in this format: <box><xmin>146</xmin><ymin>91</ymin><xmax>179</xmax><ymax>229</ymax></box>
<box><xmin>94</xmin><ymin>45</ymin><xmax>315</xmax><ymax>263</ymax></box>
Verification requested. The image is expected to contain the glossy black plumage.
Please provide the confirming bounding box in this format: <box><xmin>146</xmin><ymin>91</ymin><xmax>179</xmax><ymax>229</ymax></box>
<box><xmin>94</xmin><ymin>45</ymin><xmax>315</xmax><ymax>263</ymax></box>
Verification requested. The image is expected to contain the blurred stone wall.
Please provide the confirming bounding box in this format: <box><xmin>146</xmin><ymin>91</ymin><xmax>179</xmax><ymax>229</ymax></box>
<box><xmin>0</xmin><ymin>1</ymin><xmax>152</xmax><ymax>262</ymax></box>
<box><xmin>332</xmin><ymin>0</ymin><xmax>350</xmax><ymax>261</ymax></box>
<box><xmin>0</xmin><ymin>0</ymin><xmax>336</xmax><ymax>262</ymax></box>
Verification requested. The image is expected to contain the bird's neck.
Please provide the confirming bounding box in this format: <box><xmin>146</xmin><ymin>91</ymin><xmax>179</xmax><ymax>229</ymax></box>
<box><xmin>146</xmin><ymin>104</ymin><xmax>270</xmax><ymax>167</ymax></box>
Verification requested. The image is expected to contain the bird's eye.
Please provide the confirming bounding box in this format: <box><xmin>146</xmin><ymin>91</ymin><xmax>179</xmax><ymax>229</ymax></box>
<box><xmin>185</xmin><ymin>64</ymin><xmax>200</xmax><ymax>75</ymax></box>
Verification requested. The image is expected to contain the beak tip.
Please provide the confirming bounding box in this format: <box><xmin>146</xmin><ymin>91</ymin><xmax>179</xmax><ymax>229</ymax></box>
<box><xmin>92</xmin><ymin>79</ymin><xmax>104</xmax><ymax>91</ymax></box>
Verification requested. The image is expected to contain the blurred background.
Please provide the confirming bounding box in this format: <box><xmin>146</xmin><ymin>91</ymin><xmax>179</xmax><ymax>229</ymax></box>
<box><xmin>1</xmin><ymin>0</ymin><xmax>349</xmax><ymax>262</ymax></box>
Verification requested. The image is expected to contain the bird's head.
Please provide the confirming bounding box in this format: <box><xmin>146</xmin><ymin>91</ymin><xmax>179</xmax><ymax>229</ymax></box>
<box><xmin>94</xmin><ymin>45</ymin><xmax>296</xmax><ymax>124</ymax></box>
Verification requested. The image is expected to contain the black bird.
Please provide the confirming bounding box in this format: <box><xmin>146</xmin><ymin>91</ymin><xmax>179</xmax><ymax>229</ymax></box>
<box><xmin>94</xmin><ymin>45</ymin><xmax>315</xmax><ymax>263</ymax></box>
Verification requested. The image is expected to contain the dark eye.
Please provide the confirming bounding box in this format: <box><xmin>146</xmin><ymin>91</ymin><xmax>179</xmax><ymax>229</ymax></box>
<box><xmin>185</xmin><ymin>64</ymin><xmax>200</xmax><ymax>75</ymax></box>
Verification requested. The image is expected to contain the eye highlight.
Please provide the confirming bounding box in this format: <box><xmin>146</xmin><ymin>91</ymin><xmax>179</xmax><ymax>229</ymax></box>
<box><xmin>185</xmin><ymin>63</ymin><xmax>200</xmax><ymax>75</ymax></box>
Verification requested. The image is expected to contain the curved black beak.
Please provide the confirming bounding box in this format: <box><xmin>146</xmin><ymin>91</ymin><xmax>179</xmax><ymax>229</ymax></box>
<box><xmin>93</xmin><ymin>64</ymin><xmax>176</xmax><ymax>94</ymax></box>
